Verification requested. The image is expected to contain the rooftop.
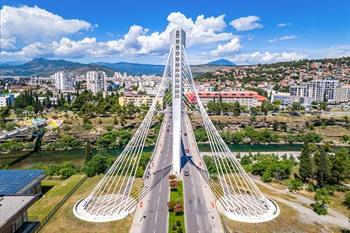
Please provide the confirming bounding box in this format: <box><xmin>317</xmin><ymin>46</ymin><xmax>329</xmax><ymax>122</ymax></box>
<box><xmin>0</xmin><ymin>170</ymin><xmax>45</xmax><ymax>195</ymax></box>
<box><xmin>0</xmin><ymin>195</ymin><xmax>38</xmax><ymax>227</ymax></box>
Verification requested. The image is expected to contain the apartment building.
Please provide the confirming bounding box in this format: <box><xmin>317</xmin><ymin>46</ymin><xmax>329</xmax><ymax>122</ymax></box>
<box><xmin>54</xmin><ymin>71</ymin><xmax>75</xmax><ymax>92</ymax></box>
<box><xmin>86</xmin><ymin>71</ymin><xmax>106</xmax><ymax>95</ymax></box>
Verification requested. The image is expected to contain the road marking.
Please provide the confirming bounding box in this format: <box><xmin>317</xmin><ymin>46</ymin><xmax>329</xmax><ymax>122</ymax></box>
<box><xmin>196</xmin><ymin>215</ymin><xmax>199</xmax><ymax>225</ymax></box>
<box><xmin>159</xmin><ymin>185</ymin><xmax>162</xmax><ymax>192</ymax></box>
<box><xmin>155</xmin><ymin>211</ymin><xmax>158</xmax><ymax>223</ymax></box>
<box><xmin>157</xmin><ymin>196</ymin><xmax>160</xmax><ymax>206</ymax></box>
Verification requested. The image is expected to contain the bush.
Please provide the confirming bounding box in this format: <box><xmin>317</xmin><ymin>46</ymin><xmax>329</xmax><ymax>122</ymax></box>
<box><xmin>311</xmin><ymin>202</ymin><xmax>328</xmax><ymax>215</ymax></box>
<box><xmin>344</xmin><ymin>191</ymin><xmax>350</xmax><ymax>208</ymax></box>
<box><xmin>288</xmin><ymin>179</ymin><xmax>303</xmax><ymax>192</ymax></box>
<box><xmin>174</xmin><ymin>202</ymin><xmax>184</xmax><ymax>215</ymax></box>
<box><xmin>172</xmin><ymin>224</ymin><xmax>177</xmax><ymax>231</ymax></box>
<box><xmin>315</xmin><ymin>188</ymin><xmax>331</xmax><ymax>205</ymax></box>
<box><xmin>83</xmin><ymin>122</ymin><xmax>93</xmax><ymax>130</ymax></box>
<box><xmin>176</xmin><ymin>220</ymin><xmax>181</xmax><ymax>226</ymax></box>
<box><xmin>177</xmin><ymin>228</ymin><xmax>183</xmax><ymax>233</ymax></box>
<box><xmin>83</xmin><ymin>154</ymin><xmax>114</xmax><ymax>177</ymax></box>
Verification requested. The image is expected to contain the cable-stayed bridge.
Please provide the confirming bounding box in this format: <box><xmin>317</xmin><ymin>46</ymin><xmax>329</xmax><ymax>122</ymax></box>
<box><xmin>74</xmin><ymin>27</ymin><xmax>279</xmax><ymax>232</ymax></box>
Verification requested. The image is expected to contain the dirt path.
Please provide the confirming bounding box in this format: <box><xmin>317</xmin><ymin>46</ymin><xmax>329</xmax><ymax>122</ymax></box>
<box><xmin>251</xmin><ymin>176</ymin><xmax>350</xmax><ymax>230</ymax></box>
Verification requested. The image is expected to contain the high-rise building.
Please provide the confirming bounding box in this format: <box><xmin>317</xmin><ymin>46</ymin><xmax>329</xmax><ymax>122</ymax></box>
<box><xmin>335</xmin><ymin>85</ymin><xmax>350</xmax><ymax>103</ymax></box>
<box><xmin>290</xmin><ymin>78</ymin><xmax>339</xmax><ymax>103</ymax></box>
<box><xmin>54</xmin><ymin>71</ymin><xmax>75</xmax><ymax>92</ymax></box>
<box><xmin>86</xmin><ymin>71</ymin><xmax>106</xmax><ymax>95</ymax></box>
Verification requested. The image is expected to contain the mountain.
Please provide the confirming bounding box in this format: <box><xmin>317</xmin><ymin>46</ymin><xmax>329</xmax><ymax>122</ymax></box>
<box><xmin>95</xmin><ymin>62</ymin><xmax>164</xmax><ymax>76</ymax></box>
<box><xmin>207</xmin><ymin>59</ymin><xmax>236</xmax><ymax>66</ymax></box>
<box><xmin>0</xmin><ymin>58</ymin><xmax>115</xmax><ymax>76</ymax></box>
<box><xmin>0</xmin><ymin>58</ymin><xmax>229</xmax><ymax>77</ymax></box>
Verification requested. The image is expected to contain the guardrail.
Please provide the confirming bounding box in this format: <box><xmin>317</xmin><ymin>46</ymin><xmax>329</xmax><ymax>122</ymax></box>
<box><xmin>35</xmin><ymin>175</ymin><xmax>87</xmax><ymax>232</ymax></box>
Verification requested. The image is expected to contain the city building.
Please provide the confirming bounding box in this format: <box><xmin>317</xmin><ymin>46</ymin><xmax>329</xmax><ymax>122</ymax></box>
<box><xmin>187</xmin><ymin>90</ymin><xmax>266</xmax><ymax>108</ymax></box>
<box><xmin>290</xmin><ymin>78</ymin><xmax>339</xmax><ymax>103</ymax></box>
<box><xmin>270</xmin><ymin>91</ymin><xmax>293</xmax><ymax>107</ymax></box>
<box><xmin>0</xmin><ymin>170</ymin><xmax>46</xmax><ymax>195</ymax></box>
<box><xmin>54</xmin><ymin>71</ymin><xmax>75</xmax><ymax>92</ymax></box>
<box><xmin>0</xmin><ymin>170</ymin><xmax>45</xmax><ymax>233</ymax></box>
<box><xmin>335</xmin><ymin>84</ymin><xmax>350</xmax><ymax>103</ymax></box>
<box><xmin>0</xmin><ymin>195</ymin><xmax>40</xmax><ymax>233</ymax></box>
<box><xmin>0</xmin><ymin>94</ymin><xmax>15</xmax><ymax>107</ymax></box>
<box><xmin>86</xmin><ymin>71</ymin><xmax>106</xmax><ymax>95</ymax></box>
<box><xmin>119</xmin><ymin>93</ymin><xmax>161</xmax><ymax>107</ymax></box>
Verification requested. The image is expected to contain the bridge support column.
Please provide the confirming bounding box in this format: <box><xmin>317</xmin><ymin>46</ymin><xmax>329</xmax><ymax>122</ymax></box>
<box><xmin>171</xmin><ymin>28</ymin><xmax>186</xmax><ymax>176</ymax></box>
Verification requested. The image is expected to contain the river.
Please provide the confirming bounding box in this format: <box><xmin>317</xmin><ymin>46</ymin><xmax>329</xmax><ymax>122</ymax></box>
<box><xmin>0</xmin><ymin>144</ymin><xmax>305</xmax><ymax>169</ymax></box>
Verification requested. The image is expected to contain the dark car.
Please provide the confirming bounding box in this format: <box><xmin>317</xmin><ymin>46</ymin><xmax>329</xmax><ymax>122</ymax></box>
<box><xmin>184</xmin><ymin>171</ymin><xmax>189</xmax><ymax>176</ymax></box>
<box><xmin>185</xmin><ymin>149</ymin><xmax>189</xmax><ymax>153</ymax></box>
<box><xmin>184</xmin><ymin>133</ymin><xmax>187</xmax><ymax>136</ymax></box>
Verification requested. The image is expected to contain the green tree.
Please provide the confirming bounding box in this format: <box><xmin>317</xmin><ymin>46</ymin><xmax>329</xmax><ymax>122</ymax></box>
<box><xmin>299</xmin><ymin>142</ymin><xmax>314</xmax><ymax>182</ymax></box>
<box><xmin>314</xmin><ymin>147</ymin><xmax>331</xmax><ymax>187</ymax></box>
<box><xmin>330</xmin><ymin>148</ymin><xmax>349</xmax><ymax>184</ymax></box>
<box><xmin>233</xmin><ymin>102</ymin><xmax>241</xmax><ymax>116</ymax></box>
<box><xmin>84</xmin><ymin>142</ymin><xmax>93</xmax><ymax>164</ymax></box>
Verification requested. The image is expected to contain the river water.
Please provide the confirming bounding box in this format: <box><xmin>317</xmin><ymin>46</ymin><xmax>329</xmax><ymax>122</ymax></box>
<box><xmin>1</xmin><ymin>144</ymin><xmax>304</xmax><ymax>168</ymax></box>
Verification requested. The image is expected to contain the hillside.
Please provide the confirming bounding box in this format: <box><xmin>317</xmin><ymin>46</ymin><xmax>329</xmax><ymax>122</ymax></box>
<box><xmin>0</xmin><ymin>58</ymin><xmax>225</xmax><ymax>77</ymax></box>
<box><xmin>207</xmin><ymin>59</ymin><xmax>236</xmax><ymax>66</ymax></box>
<box><xmin>0</xmin><ymin>58</ymin><xmax>115</xmax><ymax>76</ymax></box>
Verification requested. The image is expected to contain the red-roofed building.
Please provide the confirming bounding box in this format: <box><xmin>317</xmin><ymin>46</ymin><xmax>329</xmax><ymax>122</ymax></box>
<box><xmin>186</xmin><ymin>91</ymin><xmax>266</xmax><ymax>107</ymax></box>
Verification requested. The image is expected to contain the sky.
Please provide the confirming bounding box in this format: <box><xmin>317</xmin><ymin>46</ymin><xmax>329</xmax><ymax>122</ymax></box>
<box><xmin>0</xmin><ymin>0</ymin><xmax>349</xmax><ymax>65</ymax></box>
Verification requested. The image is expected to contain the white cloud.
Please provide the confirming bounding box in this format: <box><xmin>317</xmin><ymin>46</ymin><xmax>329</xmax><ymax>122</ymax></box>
<box><xmin>326</xmin><ymin>45</ymin><xmax>350</xmax><ymax>58</ymax></box>
<box><xmin>1</xmin><ymin>9</ymin><xmax>237</xmax><ymax>60</ymax></box>
<box><xmin>269</xmin><ymin>35</ymin><xmax>298</xmax><ymax>43</ymax></box>
<box><xmin>277</xmin><ymin>23</ymin><xmax>292</xmax><ymax>27</ymax></box>
<box><xmin>230</xmin><ymin>16</ymin><xmax>263</xmax><ymax>31</ymax></box>
<box><xmin>233</xmin><ymin>51</ymin><xmax>306</xmax><ymax>64</ymax></box>
<box><xmin>210</xmin><ymin>38</ymin><xmax>242</xmax><ymax>57</ymax></box>
<box><xmin>0</xmin><ymin>5</ymin><xmax>91</xmax><ymax>47</ymax></box>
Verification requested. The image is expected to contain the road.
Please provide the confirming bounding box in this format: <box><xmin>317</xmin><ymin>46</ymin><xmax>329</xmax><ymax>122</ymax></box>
<box><xmin>182</xmin><ymin>113</ymin><xmax>225</xmax><ymax>233</ymax></box>
<box><xmin>0</xmin><ymin>121</ymin><xmax>45</xmax><ymax>140</ymax></box>
<box><xmin>139</xmin><ymin>110</ymin><xmax>173</xmax><ymax>233</ymax></box>
<box><xmin>182</xmin><ymin>117</ymin><xmax>212</xmax><ymax>233</ymax></box>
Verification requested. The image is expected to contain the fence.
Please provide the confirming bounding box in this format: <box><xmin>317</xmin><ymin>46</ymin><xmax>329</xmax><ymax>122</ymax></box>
<box><xmin>35</xmin><ymin>175</ymin><xmax>87</xmax><ymax>232</ymax></box>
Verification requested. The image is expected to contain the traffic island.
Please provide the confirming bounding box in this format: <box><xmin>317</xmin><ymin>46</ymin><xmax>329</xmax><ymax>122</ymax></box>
<box><xmin>168</xmin><ymin>175</ymin><xmax>186</xmax><ymax>233</ymax></box>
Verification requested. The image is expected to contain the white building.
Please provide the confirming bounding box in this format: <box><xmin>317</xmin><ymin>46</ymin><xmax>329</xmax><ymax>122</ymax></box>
<box><xmin>335</xmin><ymin>85</ymin><xmax>350</xmax><ymax>103</ymax></box>
<box><xmin>290</xmin><ymin>78</ymin><xmax>339</xmax><ymax>103</ymax></box>
<box><xmin>54</xmin><ymin>71</ymin><xmax>75</xmax><ymax>92</ymax></box>
<box><xmin>86</xmin><ymin>71</ymin><xmax>106</xmax><ymax>95</ymax></box>
<box><xmin>0</xmin><ymin>94</ymin><xmax>15</xmax><ymax>107</ymax></box>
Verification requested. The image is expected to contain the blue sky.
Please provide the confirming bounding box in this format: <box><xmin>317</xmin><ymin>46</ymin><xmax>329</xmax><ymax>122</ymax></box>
<box><xmin>1</xmin><ymin>0</ymin><xmax>349</xmax><ymax>64</ymax></box>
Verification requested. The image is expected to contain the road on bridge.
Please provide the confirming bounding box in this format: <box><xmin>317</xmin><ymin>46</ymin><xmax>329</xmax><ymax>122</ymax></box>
<box><xmin>137</xmin><ymin>110</ymin><xmax>173</xmax><ymax>233</ymax></box>
<box><xmin>182</xmin><ymin>113</ymin><xmax>224</xmax><ymax>233</ymax></box>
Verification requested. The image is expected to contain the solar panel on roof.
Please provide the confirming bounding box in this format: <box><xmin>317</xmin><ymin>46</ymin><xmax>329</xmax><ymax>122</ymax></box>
<box><xmin>0</xmin><ymin>170</ymin><xmax>44</xmax><ymax>195</ymax></box>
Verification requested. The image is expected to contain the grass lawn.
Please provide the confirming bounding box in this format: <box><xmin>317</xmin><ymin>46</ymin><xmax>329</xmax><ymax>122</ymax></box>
<box><xmin>168</xmin><ymin>181</ymin><xmax>186</xmax><ymax>233</ymax></box>
<box><xmin>40</xmin><ymin>175</ymin><xmax>133</xmax><ymax>233</ymax></box>
<box><xmin>28</xmin><ymin>175</ymin><xmax>86</xmax><ymax>222</ymax></box>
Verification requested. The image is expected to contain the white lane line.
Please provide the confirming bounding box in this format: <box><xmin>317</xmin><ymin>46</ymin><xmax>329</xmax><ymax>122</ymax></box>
<box><xmin>157</xmin><ymin>196</ymin><xmax>160</xmax><ymax>206</ymax></box>
<box><xmin>155</xmin><ymin>211</ymin><xmax>158</xmax><ymax>223</ymax></box>
<box><xmin>159</xmin><ymin>185</ymin><xmax>162</xmax><ymax>192</ymax></box>
<box><xmin>196</xmin><ymin>215</ymin><xmax>199</xmax><ymax>225</ymax></box>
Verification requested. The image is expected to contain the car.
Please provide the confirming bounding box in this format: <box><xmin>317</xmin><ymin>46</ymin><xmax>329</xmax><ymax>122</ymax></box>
<box><xmin>185</xmin><ymin>149</ymin><xmax>189</xmax><ymax>153</ymax></box>
<box><xmin>184</xmin><ymin>171</ymin><xmax>189</xmax><ymax>176</ymax></box>
<box><xmin>184</xmin><ymin>133</ymin><xmax>187</xmax><ymax>136</ymax></box>
<box><xmin>167</xmin><ymin>128</ymin><xmax>169</xmax><ymax>132</ymax></box>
